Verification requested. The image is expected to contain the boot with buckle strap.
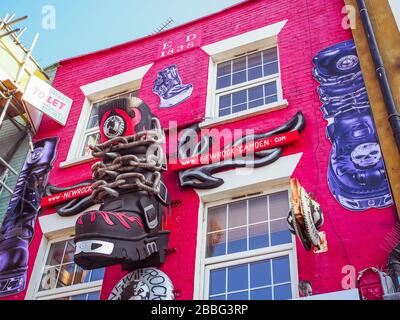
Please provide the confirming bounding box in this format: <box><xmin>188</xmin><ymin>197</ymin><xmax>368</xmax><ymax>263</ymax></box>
<box><xmin>74</xmin><ymin>97</ymin><xmax>171</xmax><ymax>270</ymax></box>
<box><xmin>0</xmin><ymin>138</ymin><xmax>59</xmax><ymax>297</ymax></box>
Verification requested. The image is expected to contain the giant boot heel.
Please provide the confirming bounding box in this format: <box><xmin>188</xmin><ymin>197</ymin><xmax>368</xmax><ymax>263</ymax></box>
<box><xmin>0</xmin><ymin>138</ymin><xmax>59</xmax><ymax>296</ymax></box>
<box><xmin>313</xmin><ymin>40</ymin><xmax>393</xmax><ymax>211</ymax></box>
<box><xmin>74</xmin><ymin>97</ymin><xmax>171</xmax><ymax>270</ymax></box>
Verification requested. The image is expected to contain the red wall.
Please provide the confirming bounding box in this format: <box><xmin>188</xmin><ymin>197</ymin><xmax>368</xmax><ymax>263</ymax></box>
<box><xmin>5</xmin><ymin>0</ymin><xmax>397</xmax><ymax>300</ymax></box>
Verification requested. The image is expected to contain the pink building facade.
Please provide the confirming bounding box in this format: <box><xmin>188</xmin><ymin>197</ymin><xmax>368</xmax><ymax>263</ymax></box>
<box><xmin>1</xmin><ymin>0</ymin><xmax>398</xmax><ymax>300</ymax></box>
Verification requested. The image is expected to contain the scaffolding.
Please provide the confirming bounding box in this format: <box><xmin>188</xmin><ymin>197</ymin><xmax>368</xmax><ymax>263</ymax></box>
<box><xmin>0</xmin><ymin>13</ymin><xmax>49</xmax><ymax>198</ymax></box>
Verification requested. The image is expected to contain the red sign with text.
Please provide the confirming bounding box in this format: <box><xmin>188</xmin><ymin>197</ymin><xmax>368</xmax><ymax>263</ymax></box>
<box><xmin>41</xmin><ymin>185</ymin><xmax>93</xmax><ymax>208</ymax></box>
<box><xmin>170</xmin><ymin>130</ymin><xmax>300</xmax><ymax>171</ymax></box>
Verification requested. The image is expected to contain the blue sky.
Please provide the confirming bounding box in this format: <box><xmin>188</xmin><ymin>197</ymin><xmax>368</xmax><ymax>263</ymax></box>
<box><xmin>2</xmin><ymin>0</ymin><xmax>242</xmax><ymax>67</ymax></box>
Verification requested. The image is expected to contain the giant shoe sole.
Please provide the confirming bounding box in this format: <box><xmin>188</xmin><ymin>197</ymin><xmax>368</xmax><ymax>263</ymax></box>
<box><xmin>74</xmin><ymin>209</ymin><xmax>170</xmax><ymax>270</ymax></box>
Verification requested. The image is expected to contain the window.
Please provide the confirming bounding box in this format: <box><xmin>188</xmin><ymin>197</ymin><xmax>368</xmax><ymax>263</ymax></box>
<box><xmin>80</xmin><ymin>90</ymin><xmax>138</xmax><ymax>157</ymax></box>
<box><xmin>208</xmin><ymin>255</ymin><xmax>292</xmax><ymax>300</ymax></box>
<box><xmin>201</xmin><ymin>190</ymin><xmax>297</xmax><ymax>300</ymax></box>
<box><xmin>34</xmin><ymin>237</ymin><xmax>105</xmax><ymax>300</ymax></box>
<box><xmin>215</xmin><ymin>47</ymin><xmax>281</xmax><ymax>118</ymax></box>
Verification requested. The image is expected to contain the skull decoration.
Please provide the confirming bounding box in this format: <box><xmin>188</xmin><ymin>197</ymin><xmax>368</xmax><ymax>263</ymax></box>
<box><xmin>130</xmin><ymin>281</ymin><xmax>151</xmax><ymax>300</ymax></box>
<box><xmin>351</xmin><ymin>143</ymin><xmax>382</xmax><ymax>168</ymax></box>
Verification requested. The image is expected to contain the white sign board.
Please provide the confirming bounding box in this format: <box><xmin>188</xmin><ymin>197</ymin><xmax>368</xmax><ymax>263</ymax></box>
<box><xmin>22</xmin><ymin>75</ymin><xmax>72</xmax><ymax>126</ymax></box>
<box><xmin>294</xmin><ymin>289</ymin><xmax>360</xmax><ymax>300</ymax></box>
<box><xmin>389</xmin><ymin>0</ymin><xmax>400</xmax><ymax>32</ymax></box>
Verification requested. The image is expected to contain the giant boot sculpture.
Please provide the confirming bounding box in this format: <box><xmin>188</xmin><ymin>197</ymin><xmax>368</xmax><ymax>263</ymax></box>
<box><xmin>74</xmin><ymin>97</ymin><xmax>170</xmax><ymax>270</ymax></box>
<box><xmin>313</xmin><ymin>40</ymin><xmax>392</xmax><ymax>211</ymax></box>
<box><xmin>0</xmin><ymin>138</ymin><xmax>59</xmax><ymax>296</ymax></box>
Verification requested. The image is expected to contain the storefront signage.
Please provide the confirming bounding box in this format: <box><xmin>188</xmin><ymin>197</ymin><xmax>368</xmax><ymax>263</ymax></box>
<box><xmin>157</xmin><ymin>32</ymin><xmax>202</xmax><ymax>60</ymax></box>
<box><xmin>178</xmin><ymin>111</ymin><xmax>306</xmax><ymax>189</ymax></box>
<box><xmin>172</xmin><ymin>130</ymin><xmax>300</xmax><ymax>171</ymax></box>
<box><xmin>41</xmin><ymin>184</ymin><xmax>93</xmax><ymax>208</ymax></box>
<box><xmin>22</xmin><ymin>75</ymin><xmax>73</xmax><ymax>126</ymax></box>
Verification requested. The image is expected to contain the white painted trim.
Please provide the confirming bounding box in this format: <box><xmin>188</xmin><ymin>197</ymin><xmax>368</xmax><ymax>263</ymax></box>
<box><xmin>80</xmin><ymin>63</ymin><xmax>153</xmax><ymax>99</ymax></box>
<box><xmin>196</xmin><ymin>153</ymin><xmax>302</xmax><ymax>203</ymax></box>
<box><xmin>389</xmin><ymin>0</ymin><xmax>400</xmax><ymax>32</ymax></box>
<box><xmin>192</xmin><ymin>153</ymin><xmax>302</xmax><ymax>299</ymax></box>
<box><xmin>59</xmin><ymin>154</ymin><xmax>95</xmax><ymax>169</ymax></box>
<box><xmin>36</xmin><ymin>281</ymin><xmax>103</xmax><ymax>300</ymax></box>
<box><xmin>201</xmin><ymin>20</ymin><xmax>287</xmax><ymax>125</ymax></box>
<box><xmin>63</xmin><ymin>64</ymin><xmax>152</xmax><ymax>165</ymax></box>
<box><xmin>39</xmin><ymin>205</ymin><xmax>100</xmax><ymax>239</ymax></box>
<box><xmin>199</xmin><ymin>99</ymin><xmax>288</xmax><ymax>128</ymax></box>
<box><xmin>25</xmin><ymin>236</ymin><xmax>50</xmax><ymax>300</ymax></box>
<box><xmin>29</xmin><ymin>235</ymin><xmax>104</xmax><ymax>300</ymax></box>
<box><xmin>202</xmin><ymin>20</ymin><xmax>287</xmax><ymax>62</ymax></box>
<box><xmin>294</xmin><ymin>289</ymin><xmax>360</xmax><ymax>300</ymax></box>
<box><xmin>204</xmin><ymin>250</ymin><xmax>297</xmax><ymax>300</ymax></box>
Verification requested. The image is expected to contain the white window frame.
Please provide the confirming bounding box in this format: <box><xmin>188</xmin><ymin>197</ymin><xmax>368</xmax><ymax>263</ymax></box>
<box><xmin>200</xmin><ymin>187</ymin><xmax>298</xmax><ymax>300</ymax></box>
<box><xmin>60</xmin><ymin>63</ymin><xmax>153</xmax><ymax>168</ymax></box>
<box><xmin>192</xmin><ymin>153</ymin><xmax>303</xmax><ymax>300</ymax></box>
<box><xmin>201</xmin><ymin>20</ymin><xmax>288</xmax><ymax>128</ymax></box>
<box><xmin>25</xmin><ymin>204</ymin><xmax>101</xmax><ymax>300</ymax></box>
<box><xmin>78</xmin><ymin>90</ymin><xmax>139</xmax><ymax>159</ymax></box>
<box><xmin>31</xmin><ymin>235</ymin><xmax>104</xmax><ymax>300</ymax></box>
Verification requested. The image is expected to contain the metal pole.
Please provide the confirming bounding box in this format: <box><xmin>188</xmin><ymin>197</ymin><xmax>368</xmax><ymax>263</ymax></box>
<box><xmin>0</xmin><ymin>95</ymin><xmax>13</xmax><ymax>129</ymax></box>
<box><xmin>0</xmin><ymin>156</ymin><xmax>18</xmax><ymax>175</ymax></box>
<box><xmin>0</xmin><ymin>28</ymin><xmax>20</xmax><ymax>39</ymax></box>
<box><xmin>15</xmin><ymin>32</ymin><xmax>39</xmax><ymax>84</ymax></box>
<box><xmin>357</xmin><ymin>0</ymin><xmax>400</xmax><ymax>152</ymax></box>
<box><xmin>0</xmin><ymin>178</ymin><xmax>14</xmax><ymax>195</ymax></box>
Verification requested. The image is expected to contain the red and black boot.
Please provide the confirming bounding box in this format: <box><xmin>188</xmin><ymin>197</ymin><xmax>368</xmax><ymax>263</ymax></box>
<box><xmin>74</xmin><ymin>97</ymin><xmax>170</xmax><ymax>270</ymax></box>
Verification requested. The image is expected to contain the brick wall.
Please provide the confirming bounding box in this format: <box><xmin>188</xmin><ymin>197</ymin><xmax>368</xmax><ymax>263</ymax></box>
<box><xmin>8</xmin><ymin>0</ymin><xmax>397</xmax><ymax>300</ymax></box>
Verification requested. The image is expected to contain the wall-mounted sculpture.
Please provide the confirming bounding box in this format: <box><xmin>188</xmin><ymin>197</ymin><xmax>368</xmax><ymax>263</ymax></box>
<box><xmin>313</xmin><ymin>40</ymin><xmax>393</xmax><ymax>211</ymax></box>
<box><xmin>287</xmin><ymin>178</ymin><xmax>325</xmax><ymax>252</ymax></box>
<box><xmin>177</xmin><ymin>111</ymin><xmax>306</xmax><ymax>189</ymax></box>
<box><xmin>153</xmin><ymin>65</ymin><xmax>193</xmax><ymax>108</ymax></box>
<box><xmin>73</xmin><ymin>97</ymin><xmax>171</xmax><ymax>271</ymax></box>
<box><xmin>0</xmin><ymin>138</ymin><xmax>59</xmax><ymax>297</ymax></box>
<box><xmin>45</xmin><ymin>181</ymin><xmax>95</xmax><ymax>217</ymax></box>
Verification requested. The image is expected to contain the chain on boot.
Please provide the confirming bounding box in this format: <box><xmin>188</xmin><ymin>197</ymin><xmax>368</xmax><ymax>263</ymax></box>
<box><xmin>74</xmin><ymin>97</ymin><xmax>171</xmax><ymax>270</ymax></box>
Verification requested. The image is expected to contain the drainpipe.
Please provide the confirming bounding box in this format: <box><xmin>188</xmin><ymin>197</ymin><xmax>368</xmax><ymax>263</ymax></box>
<box><xmin>357</xmin><ymin>0</ymin><xmax>400</xmax><ymax>152</ymax></box>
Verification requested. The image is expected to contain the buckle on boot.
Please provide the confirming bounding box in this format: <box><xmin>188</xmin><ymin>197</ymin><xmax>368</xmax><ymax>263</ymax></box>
<box><xmin>157</xmin><ymin>180</ymin><xmax>170</xmax><ymax>205</ymax></box>
<box><xmin>144</xmin><ymin>205</ymin><xmax>158</xmax><ymax>230</ymax></box>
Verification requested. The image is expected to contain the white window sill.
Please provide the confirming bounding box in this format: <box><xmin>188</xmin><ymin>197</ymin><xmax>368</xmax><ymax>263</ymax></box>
<box><xmin>199</xmin><ymin>99</ymin><xmax>288</xmax><ymax>129</ymax></box>
<box><xmin>59</xmin><ymin>155</ymin><xmax>95</xmax><ymax>169</ymax></box>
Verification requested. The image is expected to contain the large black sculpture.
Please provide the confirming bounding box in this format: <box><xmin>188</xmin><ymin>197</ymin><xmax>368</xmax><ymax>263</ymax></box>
<box><xmin>178</xmin><ymin>111</ymin><xmax>306</xmax><ymax>189</ymax></box>
<box><xmin>0</xmin><ymin>138</ymin><xmax>59</xmax><ymax>297</ymax></box>
<box><xmin>45</xmin><ymin>181</ymin><xmax>96</xmax><ymax>217</ymax></box>
<box><xmin>73</xmin><ymin>97</ymin><xmax>171</xmax><ymax>271</ymax></box>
